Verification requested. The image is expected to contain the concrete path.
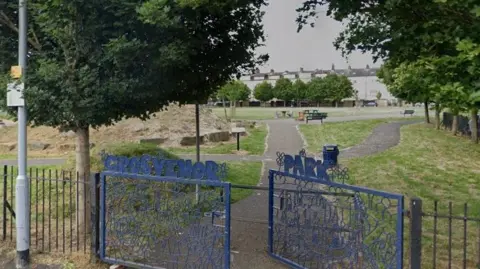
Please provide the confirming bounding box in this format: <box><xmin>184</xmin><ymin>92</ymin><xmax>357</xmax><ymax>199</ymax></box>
<box><xmin>341</xmin><ymin>120</ymin><xmax>423</xmax><ymax>159</ymax></box>
<box><xmin>229</xmin><ymin>120</ymin><xmax>304</xmax><ymax>269</ymax></box>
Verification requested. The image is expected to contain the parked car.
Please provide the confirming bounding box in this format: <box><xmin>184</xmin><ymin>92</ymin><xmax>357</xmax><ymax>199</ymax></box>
<box><xmin>363</xmin><ymin>101</ymin><xmax>378</xmax><ymax>107</ymax></box>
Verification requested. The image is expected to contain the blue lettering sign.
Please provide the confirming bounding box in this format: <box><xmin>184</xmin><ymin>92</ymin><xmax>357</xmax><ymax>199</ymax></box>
<box><xmin>102</xmin><ymin>154</ymin><xmax>225</xmax><ymax>181</ymax></box>
<box><xmin>282</xmin><ymin>154</ymin><xmax>329</xmax><ymax>181</ymax></box>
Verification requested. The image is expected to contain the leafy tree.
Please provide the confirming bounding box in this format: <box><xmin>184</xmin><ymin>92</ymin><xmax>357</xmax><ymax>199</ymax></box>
<box><xmin>253</xmin><ymin>81</ymin><xmax>274</xmax><ymax>106</ymax></box>
<box><xmin>307</xmin><ymin>77</ymin><xmax>327</xmax><ymax>106</ymax></box>
<box><xmin>296</xmin><ymin>0</ymin><xmax>478</xmax><ymax>66</ymax></box>
<box><xmin>298</xmin><ymin>0</ymin><xmax>480</xmax><ymax>141</ymax></box>
<box><xmin>0</xmin><ymin>0</ymin><xmax>267</xmax><ymax>231</ymax></box>
<box><xmin>454</xmin><ymin>39</ymin><xmax>480</xmax><ymax>142</ymax></box>
<box><xmin>292</xmin><ymin>79</ymin><xmax>308</xmax><ymax>106</ymax></box>
<box><xmin>273</xmin><ymin>78</ymin><xmax>294</xmax><ymax>106</ymax></box>
<box><xmin>322</xmin><ymin>74</ymin><xmax>354</xmax><ymax>107</ymax></box>
<box><xmin>217</xmin><ymin>80</ymin><xmax>251</xmax><ymax>117</ymax></box>
<box><xmin>376</xmin><ymin>92</ymin><xmax>382</xmax><ymax>100</ymax></box>
<box><xmin>388</xmin><ymin>60</ymin><xmax>438</xmax><ymax>124</ymax></box>
<box><xmin>435</xmin><ymin>82</ymin><xmax>470</xmax><ymax>135</ymax></box>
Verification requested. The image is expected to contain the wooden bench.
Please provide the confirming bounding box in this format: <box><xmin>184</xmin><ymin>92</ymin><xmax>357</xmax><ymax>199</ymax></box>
<box><xmin>305</xmin><ymin>112</ymin><xmax>328</xmax><ymax>123</ymax></box>
<box><xmin>401</xmin><ymin>110</ymin><xmax>415</xmax><ymax>116</ymax></box>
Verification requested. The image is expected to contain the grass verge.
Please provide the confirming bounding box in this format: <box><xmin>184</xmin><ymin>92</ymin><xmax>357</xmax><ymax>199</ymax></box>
<box><xmin>169</xmin><ymin>124</ymin><xmax>267</xmax><ymax>155</ymax></box>
<box><xmin>0</xmin><ymin>154</ymin><xmax>16</xmax><ymax>160</ymax></box>
<box><xmin>212</xmin><ymin>107</ymin><xmax>429</xmax><ymax>120</ymax></box>
<box><xmin>343</xmin><ymin>123</ymin><xmax>480</xmax><ymax>268</ymax></box>
<box><xmin>299</xmin><ymin>117</ymin><xmax>423</xmax><ymax>152</ymax></box>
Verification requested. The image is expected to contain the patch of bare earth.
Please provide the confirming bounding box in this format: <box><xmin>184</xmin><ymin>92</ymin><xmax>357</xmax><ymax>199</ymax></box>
<box><xmin>0</xmin><ymin>104</ymin><xmax>230</xmax><ymax>156</ymax></box>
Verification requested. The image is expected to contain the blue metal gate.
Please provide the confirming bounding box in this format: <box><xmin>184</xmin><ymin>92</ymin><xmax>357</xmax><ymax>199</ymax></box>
<box><xmin>268</xmin><ymin>152</ymin><xmax>404</xmax><ymax>269</ymax></box>
<box><xmin>99</xmin><ymin>154</ymin><xmax>231</xmax><ymax>269</ymax></box>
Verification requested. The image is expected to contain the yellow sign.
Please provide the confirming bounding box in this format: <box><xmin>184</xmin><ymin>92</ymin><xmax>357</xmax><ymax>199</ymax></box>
<box><xmin>10</xmin><ymin>66</ymin><xmax>22</xmax><ymax>79</ymax></box>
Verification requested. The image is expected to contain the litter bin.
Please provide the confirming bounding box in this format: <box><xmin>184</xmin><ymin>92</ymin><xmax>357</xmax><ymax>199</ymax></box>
<box><xmin>323</xmin><ymin>144</ymin><xmax>339</xmax><ymax>166</ymax></box>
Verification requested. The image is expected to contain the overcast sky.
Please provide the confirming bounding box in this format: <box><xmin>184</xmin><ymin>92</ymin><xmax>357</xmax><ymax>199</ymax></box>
<box><xmin>256</xmin><ymin>0</ymin><xmax>382</xmax><ymax>72</ymax></box>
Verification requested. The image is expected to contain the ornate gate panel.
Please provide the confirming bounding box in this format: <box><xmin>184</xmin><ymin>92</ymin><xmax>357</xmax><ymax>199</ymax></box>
<box><xmin>268</xmin><ymin>152</ymin><xmax>404</xmax><ymax>269</ymax></box>
<box><xmin>99</xmin><ymin>154</ymin><xmax>231</xmax><ymax>269</ymax></box>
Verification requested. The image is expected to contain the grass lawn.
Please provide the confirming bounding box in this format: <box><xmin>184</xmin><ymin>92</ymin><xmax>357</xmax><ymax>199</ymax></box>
<box><xmin>169</xmin><ymin>124</ymin><xmax>267</xmax><ymax>155</ymax></box>
<box><xmin>0</xmin><ymin>111</ymin><xmax>10</xmax><ymax>120</ymax></box>
<box><xmin>211</xmin><ymin>106</ymin><xmax>429</xmax><ymax>120</ymax></box>
<box><xmin>225</xmin><ymin>161</ymin><xmax>262</xmax><ymax>203</ymax></box>
<box><xmin>343</xmin><ymin>124</ymin><xmax>480</xmax><ymax>268</ymax></box>
<box><xmin>299</xmin><ymin>117</ymin><xmax>423</xmax><ymax>152</ymax></box>
<box><xmin>0</xmin><ymin>154</ymin><xmax>16</xmax><ymax>160</ymax></box>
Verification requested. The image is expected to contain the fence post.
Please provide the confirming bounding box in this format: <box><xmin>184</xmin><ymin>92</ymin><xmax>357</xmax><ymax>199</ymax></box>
<box><xmin>90</xmin><ymin>173</ymin><xmax>100</xmax><ymax>263</ymax></box>
<box><xmin>410</xmin><ymin>197</ymin><xmax>423</xmax><ymax>269</ymax></box>
<box><xmin>2</xmin><ymin>165</ymin><xmax>7</xmax><ymax>240</ymax></box>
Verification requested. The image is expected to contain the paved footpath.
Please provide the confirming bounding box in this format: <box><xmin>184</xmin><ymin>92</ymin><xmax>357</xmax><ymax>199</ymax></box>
<box><xmin>229</xmin><ymin>120</ymin><xmax>304</xmax><ymax>269</ymax></box>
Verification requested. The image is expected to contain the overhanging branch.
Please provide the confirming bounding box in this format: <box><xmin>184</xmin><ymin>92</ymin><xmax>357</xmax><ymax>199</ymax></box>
<box><xmin>0</xmin><ymin>11</ymin><xmax>42</xmax><ymax>51</ymax></box>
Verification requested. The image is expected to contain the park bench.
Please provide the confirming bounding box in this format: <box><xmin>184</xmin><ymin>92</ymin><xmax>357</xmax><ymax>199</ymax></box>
<box><xmin>401</xmin><ymin>110</ymin><xmax>415</xmax><ymax>116</ymax></box>
<box><xmin>305</xmin><ymin>112</ymin><xmax>328</xmax><ymax>124</ymax></box>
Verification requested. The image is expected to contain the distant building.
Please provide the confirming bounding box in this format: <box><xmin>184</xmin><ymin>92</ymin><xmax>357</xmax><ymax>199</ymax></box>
<box><xmin>240</xmin><ymin>66</ymin><xmax>397</xmax><ymax>105</ymax></box>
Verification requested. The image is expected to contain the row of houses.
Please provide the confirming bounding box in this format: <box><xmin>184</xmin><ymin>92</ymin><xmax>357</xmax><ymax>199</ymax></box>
<box><xmin>236</xmin><ymin>66</ymin><xmax>398</xmax><ymax>107</ymax></box>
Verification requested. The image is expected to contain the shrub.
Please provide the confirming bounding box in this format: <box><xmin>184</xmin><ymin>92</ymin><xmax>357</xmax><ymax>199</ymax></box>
<box><xmin>64</xmin><ymin>142</ymin><xmax>179</xmax><ymax>172</ymax></box>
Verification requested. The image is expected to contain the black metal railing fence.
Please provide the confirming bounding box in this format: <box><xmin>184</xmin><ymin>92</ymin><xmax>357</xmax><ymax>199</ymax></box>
<box><xmin>407</xmin><ymin>198</ymin><xmax>480</xmax><ymax>269</ymax></box>
<box><xmin>0</xmin><ymin>165</ymin><xmax>91</xmax><ymax>254</ymax></box>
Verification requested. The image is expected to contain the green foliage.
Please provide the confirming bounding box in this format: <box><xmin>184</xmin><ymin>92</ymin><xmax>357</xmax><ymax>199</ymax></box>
<box><xmin>107</xmin><ymin>143</ymin><xmax>179</xmax><ymax>159</ymax></box>
<box><xmin>306</xmin><ymin>77</ymin><xmax>327</xmax><ymax>103</ymax></box>
<box><xmin>435</xmin><ymin>83</ymin><xmax>470</xmax><ymax>115</ymax></box>
<box><xmin>253</xmin><ymin>81</ymin><xmax>274</xmax><ymax>102</ymax></box>
<box><xmin>377</xmin><ymin>63</ymin><xmax>395</xmax><ymax>86</ymax></box>
<box><xmin>218</xmin><ymin>81</ymin><xmax>251</xmax><ymax>102</ymax></box>
<box><xmin>273</xmin><ymin>78</ymin><xmax>294</xmax><ymax>101</ymax></box>
<box><xmin>376</xmin><ymin>91</ymin><xmax>382</xmax><ymax>100</ymax></box>
<box><xmin>297</xmin><ymin>0</ymin><xmax>480</xmax><ymax>139</ymax></box>
<box><xmin>0</xmin><ymin>0</ymin><xmax>267</xmax><ymax>130</ymax></box>
<box><xmin>297</xmin><ymin>0</ymin><xmax>479</xmax><ymax>65</ymax></box>
<box><xmin>388</xmin><ymin>61</ymin><xmax>434</xmax><ymax>104</ymax></box>
<box><xmin>292</xmin><ymin>79</ymin><xmax>308</xmax><ymax>101</ymax></box>
<box><xmin>69</xmin><ymin>143</ymin><xmax>179</xmax><ymax>171</ymax></box>
<box><xmin>322</xmin><ymin>74</ymin><xmax>354</xmax><ymax>102</ymax></box>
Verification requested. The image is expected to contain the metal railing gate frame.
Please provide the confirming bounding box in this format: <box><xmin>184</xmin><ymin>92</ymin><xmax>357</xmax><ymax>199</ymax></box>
<box><xmin>267</xmin><ymin>169</ymin><xmax>404</xmax><ymax>269</ymax></box>
<box><xmin>99</xmin><ymin>171</ymin><xmax>231</xmax><ymax>269</ymax></box>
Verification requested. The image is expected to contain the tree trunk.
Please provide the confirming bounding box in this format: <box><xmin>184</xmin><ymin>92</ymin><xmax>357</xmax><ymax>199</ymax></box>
<box><xmin>284</xmin><ymin>100</ymin><xmax>286</xmax><ymax>107</ymax></box>
<box><xmin>231</xmin><ymin>101</ymin><xmax>236</xmax><ymax>118</ymax></box>
<box><xmin>76</xmin><ymin>125</ymin><xmax>91</xmax><ymax>234</ymax></box>
<box><xmin>424</xmin><ymin>101</ymin><xmax>430</xmax><ymax>124</ymax></box>
<box><xmin>452</xmin><ymin>114</ymin><xmax>459</xmax><ymax>135</ymax></box>
<box><xmin>222</xmin><ymin>99</ymin><xmax>228</xmax><ymax>121</ymax></box>
<box><xmin>435</xmin><ymin>104</ymin><xmax>441</xmax><ymax>130</ymax></box>
<box><xmin>471</xmin><ymin>108</ymin><xmax>479</xmax><ymax>144</ymax></box>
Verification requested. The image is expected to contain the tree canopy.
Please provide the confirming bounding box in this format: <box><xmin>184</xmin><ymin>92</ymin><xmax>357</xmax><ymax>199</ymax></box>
<box><xmin>0</xmin><ymin>0</ymin><xmax>269</xmax><ymax>228</ymax></box>
<box><xmin>273</xmin><ymin>77</ymin><xmax>294</xmax><ymax>102</ymax></box>
<box><xmin>322</xmin><ymin>74</ymin><xmax>354</xmax><ymax>105</ymax></box>
<box><xmin>298</xmin><ymin>0</ymin><xmax>480</xmax><ymax>142</ymax></box>
<box><xmin>253</xmin><ymin>81</ymin><xmax>274</xmax><ymax>102</ymax></box>
<box><xmin>307</xmin><ymin>77</ymin><xmax>327</xmax><ymax>104</ymax></box>
<box><xmin>292</xmin><ymin>79</ymin><xmax>308</xmax><ymax>101</ymax></box>
<box><xmin>218</xmin><ymin>80</ymin><xmax>251</xmax><ymax>102</ymax></box>
<box><xmin>0</xmin><ymin>0</ymin><xmax>267</xmax><ymax>127</ymax></box>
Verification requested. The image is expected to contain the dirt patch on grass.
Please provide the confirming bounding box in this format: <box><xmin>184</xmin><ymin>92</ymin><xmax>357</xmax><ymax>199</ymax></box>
<box><xmin>0</xmin><ymin>104</ymin><xmax>232</xmax><ymax>156</ymax></box>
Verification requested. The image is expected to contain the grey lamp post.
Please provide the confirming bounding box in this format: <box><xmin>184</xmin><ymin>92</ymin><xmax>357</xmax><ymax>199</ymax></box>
<box><xmin>16</xmin><ymin>0</ymin><xmax>30</xmax><ymax>267</ymax></box>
